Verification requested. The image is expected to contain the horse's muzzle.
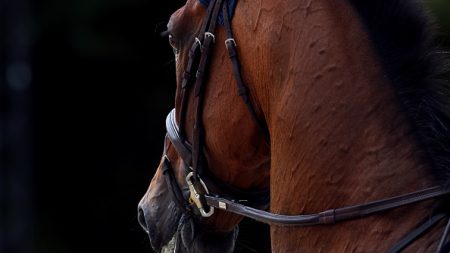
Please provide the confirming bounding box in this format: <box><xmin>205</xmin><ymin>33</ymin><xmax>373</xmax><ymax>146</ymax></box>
<box><xmin>137</xmin><ymin>203</ymin><xmax>165</xmax><ymax>252</ymax></box>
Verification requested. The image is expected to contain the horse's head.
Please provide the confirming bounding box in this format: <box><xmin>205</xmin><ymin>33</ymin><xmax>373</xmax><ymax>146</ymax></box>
<box><xmin>138</xmin><ymin>0</ymin><xmax>270</xmax><ymax>252</ymax></box>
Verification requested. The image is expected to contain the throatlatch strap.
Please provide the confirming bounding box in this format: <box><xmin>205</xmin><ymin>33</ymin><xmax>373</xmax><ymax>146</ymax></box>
<box><xmin>222</xmin><ymin>2</ymin><xmax>270</xmax><ymax>143</ymax></box>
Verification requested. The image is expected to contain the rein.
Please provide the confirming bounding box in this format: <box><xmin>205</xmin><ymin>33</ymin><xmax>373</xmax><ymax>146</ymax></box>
<box><xmin>161</xmin><ymin>0</ymin><xmax>450</xmax><ymax>251</ymax></box>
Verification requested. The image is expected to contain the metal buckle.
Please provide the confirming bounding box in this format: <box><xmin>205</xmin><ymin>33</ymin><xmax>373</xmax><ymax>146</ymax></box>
<box><xmin>204</xmin><ymin>32</ymin><xmax>216</xmax><ymax>43</ymax></box>
<box><xmin>185</xmin><ymin>172</ymin><xmax>214</xmax><ymax>217</ymax></box>
<box><xmin>194</xmin><ymin>37</ymin><xmax>202</xmax><ymax>47</ymax></box>
<box><xmin>225</xmin><ymin>38</ymin><xmax>236</xmax><ymax>47</ymax></box>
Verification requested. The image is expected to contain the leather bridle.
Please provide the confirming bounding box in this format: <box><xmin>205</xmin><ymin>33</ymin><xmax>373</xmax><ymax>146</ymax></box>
<box><xmin>160</xmin><ymin>0</ymin><xmax>450</xmax><ymax>251</ymax></box>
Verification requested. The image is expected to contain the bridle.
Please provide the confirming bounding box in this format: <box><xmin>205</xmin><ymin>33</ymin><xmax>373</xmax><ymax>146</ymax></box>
<box><xmin>160</xmin><ymin>0</ymin><xmax>450</xmax><ymax>251</ymax></box>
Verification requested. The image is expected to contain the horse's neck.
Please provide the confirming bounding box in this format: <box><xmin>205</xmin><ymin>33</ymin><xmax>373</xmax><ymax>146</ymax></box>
<box><xmin>236</xmin><ymin>0</ymin><xmax>441</xmax><ymax>251</ymax></box>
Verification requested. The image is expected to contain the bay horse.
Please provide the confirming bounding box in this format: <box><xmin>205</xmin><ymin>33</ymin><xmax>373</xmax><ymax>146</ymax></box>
<box><xmin>138</xmin><ymin>0</ymin><xmax>450</xmax><ymax>252</ymax></box>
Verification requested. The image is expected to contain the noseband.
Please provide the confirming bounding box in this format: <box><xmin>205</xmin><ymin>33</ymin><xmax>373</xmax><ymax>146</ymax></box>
<box><xmin>160</xmin><ymin>0</ymin><xmax>450</xmax><ymax>251</ymax></box>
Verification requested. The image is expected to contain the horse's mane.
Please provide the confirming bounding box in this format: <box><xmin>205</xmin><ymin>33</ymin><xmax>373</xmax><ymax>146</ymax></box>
<box><xmin>348</xmin><ymin>0</ymin><xmax>450</xmax><ymax>184</ymax></box>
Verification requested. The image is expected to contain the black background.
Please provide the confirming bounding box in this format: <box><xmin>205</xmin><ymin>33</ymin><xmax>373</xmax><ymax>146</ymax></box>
<box><xmin>1</xmin><ymin>0</ymin><xmax>449</xmax><ymax>252</ymax></box>
<box><xmin>31</xmin><ymin>0</ymin><xmax>270</xmax><ymax>252</ymax></box>
<box><xmin>33</xmin><ymin>0</ymin><xmax>179</xmax><ymax>252</ymax></box>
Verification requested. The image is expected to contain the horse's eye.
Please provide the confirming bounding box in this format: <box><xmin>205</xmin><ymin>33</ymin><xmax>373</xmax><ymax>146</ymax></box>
<box><xmin>168</xmin><ymin>34</ymin><xmax>179</xmax><ymax>54</ymax></box>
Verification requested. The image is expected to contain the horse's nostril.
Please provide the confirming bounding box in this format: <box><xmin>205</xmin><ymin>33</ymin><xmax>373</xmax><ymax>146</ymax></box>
<box><xmin>138</xmin><ymin>207</ymin><xmax>149</xmax><ymax>233</ymax></box>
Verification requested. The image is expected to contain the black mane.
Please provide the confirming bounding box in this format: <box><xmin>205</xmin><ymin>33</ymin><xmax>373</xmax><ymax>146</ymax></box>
<box><xmin>349</xmin><ymin>0</ymin><xmax>450</xmax><ymax>184</ymax></box>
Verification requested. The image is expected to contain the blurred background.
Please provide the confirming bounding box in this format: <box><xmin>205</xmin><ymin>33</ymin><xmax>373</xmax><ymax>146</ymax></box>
<box><xmin>0</xmin><ymin>0</ymin><xmax>449</xmax><ymax>252</ymax></box>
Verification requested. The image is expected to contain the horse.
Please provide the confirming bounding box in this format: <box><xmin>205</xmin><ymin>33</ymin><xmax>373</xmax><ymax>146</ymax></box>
<box><xmin>138</xmin><ymin>0</ymin><xmax>450</xmax><ymax>252</ymax></box>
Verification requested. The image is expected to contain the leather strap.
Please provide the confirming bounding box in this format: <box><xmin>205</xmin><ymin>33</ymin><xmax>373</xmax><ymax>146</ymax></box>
<box><xmin>222</xmin><ymin>2</ymin><xmax>270</xmax><ymax>142</ymax></box>
<box><xmin>191</xmin><ymin>0</ymin><xmax>226</xmax><ymax>180</ymax></box>
<box><xmin>388</xmin><ymin>213</ymin><xmax>446</xmax><ymax>253</ymax></box>
<box><xmin>162</xmin><ymin>138</ymin><xmax>192</xmax><ymax>213</ymax></box>
<box><xmin>178</xmin><ymin>40</ymin><xmax>201</xmax><ymax>139</ymax></box>
<box><xmin>178</xmin><ymin>0</ymin><xmax>218</xmax><ymax>140</ymax></box>
<box><xmin>204</xmin><ymin>186</ymin><xmax>450</xmax><ymax>227</ymax></box>
<box><xmin>437</xmin><ymin>216</ymin><xmax>450</xmax><ymax>252</ymax></box>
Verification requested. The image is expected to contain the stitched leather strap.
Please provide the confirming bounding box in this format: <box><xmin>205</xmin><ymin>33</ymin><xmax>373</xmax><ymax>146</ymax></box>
<box><xmin>191</xmin><ymin>0</ymin><xmax>226</xmax><ymax>180</ymax></box>
<box><xmin>204</xmin><ymin>186</ymin><xmax>450</xmax><ymax>227</ymax></box>
<box><xmin>222</xmin><ymin>2</ymin><xmax>270</xmax><ymax>142</ymax></box>
<box><xmin>178</xmin><ymin>0</ymin><xmax>218</xmax><ymax>140</ymax></box>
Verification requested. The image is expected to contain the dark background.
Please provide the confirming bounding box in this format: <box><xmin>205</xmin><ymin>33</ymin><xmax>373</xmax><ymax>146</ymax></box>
<box><xmin>1</xmin><ymin>0</ymin><xmax>449</xmax><ymax>252</ymax></box>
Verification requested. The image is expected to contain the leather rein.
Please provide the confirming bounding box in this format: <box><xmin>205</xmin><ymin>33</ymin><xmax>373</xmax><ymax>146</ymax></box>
<box><xmin>161</xmin><ymin>0</ymin><xmax>450</xmax><ymax>251</ymax></box>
